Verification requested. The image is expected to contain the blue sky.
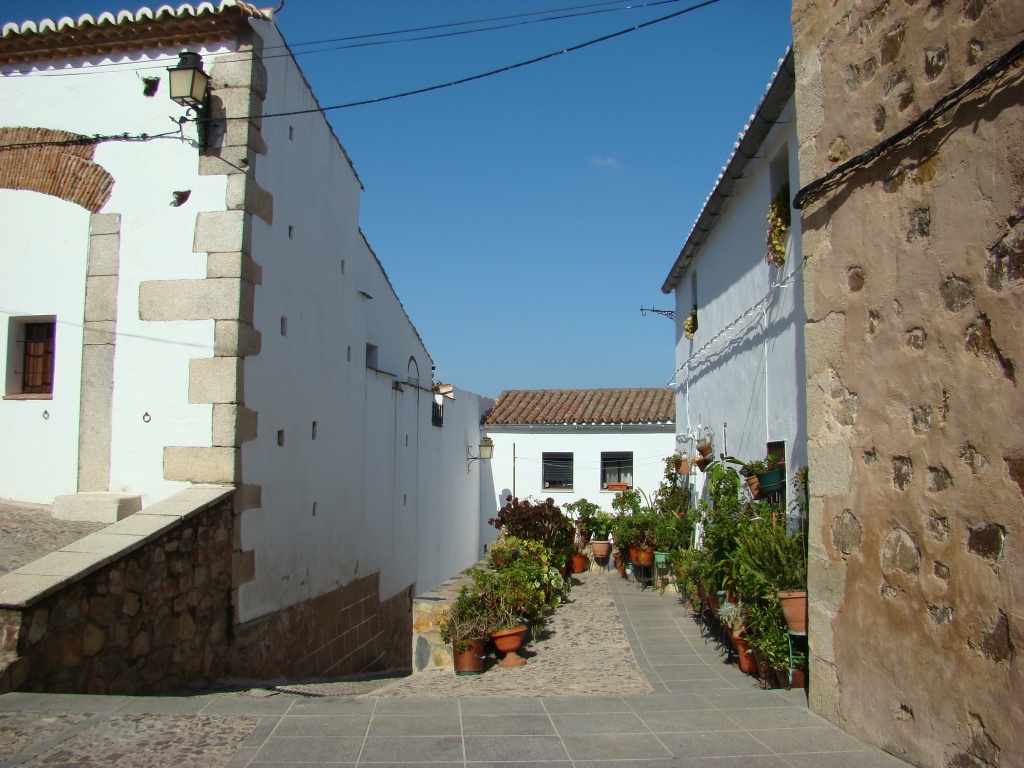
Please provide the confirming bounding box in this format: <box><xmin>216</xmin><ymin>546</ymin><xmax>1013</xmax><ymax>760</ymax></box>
<box><xmin>3</xmin><ymin>0</ymin><xmax>793</xmax><ymax>397</ymax></box>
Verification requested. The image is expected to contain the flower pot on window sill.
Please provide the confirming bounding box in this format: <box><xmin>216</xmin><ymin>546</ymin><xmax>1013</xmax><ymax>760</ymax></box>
<box><xmin>606</xmin><ymin>482</ymin><xmax>629</xmax><ymax>492</ymax></box>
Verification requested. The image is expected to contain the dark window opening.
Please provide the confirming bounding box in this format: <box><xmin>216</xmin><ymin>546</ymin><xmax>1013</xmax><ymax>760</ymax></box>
<box><xmin>431</xmin><ymin>401</ymin><xmax>444</xmax><ymax>427</ymax></box>
<box><xmin>543</xmin><ymin>452</ymin><xmax>573</xmax><ymax>490</ymax></box>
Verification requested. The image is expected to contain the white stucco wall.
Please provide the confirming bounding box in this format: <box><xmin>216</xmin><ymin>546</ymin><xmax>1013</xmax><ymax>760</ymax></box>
<box><xmin>481</xmin><ymin>427</ymin><xmax>677</xmax><ymax>517</ymax></box>
<box><xmin>0</xmin><ymin>192</ymin><xmax>88</xmax><ymax>502</ymax></box>
<box><xmin>670</xmin><ymin>100</ymin><xmax>806</xmax><ymax>492</ymax></box>
<box><xmin>0</xmin><ymin>47</ymin><xmax>225</xmax><ymax>505</ymax></box>
<box><xmin>237</xmin><ymin>20</ymin><xmax>494</xmax><ymax>621</ymax></box>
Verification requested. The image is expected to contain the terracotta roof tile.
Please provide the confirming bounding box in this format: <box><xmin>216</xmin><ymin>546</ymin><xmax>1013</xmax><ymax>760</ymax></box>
<box><xmin>483</xmin><ymin>388</ymin><xmax>675</xmax><ymax>426</ymax></box>
<box><xmin>0</xmin><ymin>2</ymin><xmax>271</xmax><ymax>65</ymax></box>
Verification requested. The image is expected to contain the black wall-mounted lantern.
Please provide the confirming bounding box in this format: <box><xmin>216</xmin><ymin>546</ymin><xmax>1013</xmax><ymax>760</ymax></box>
<box><xmin>167</xmin><ymin>51</ymin><xmax>210</xmax><ymax>150</ymax></box>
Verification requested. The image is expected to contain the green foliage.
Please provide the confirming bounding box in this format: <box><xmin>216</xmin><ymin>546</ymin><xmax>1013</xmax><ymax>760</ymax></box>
<box><xmin>731</xmin><ymin>510</ymin><xmax>806</xmax><ymax>600</ymax></box>
<box><xmin>440</xmin><ymin>586</ymin><xmax>490</xmax><ymax>652</ymax></box>
<box><xmin>587</xmin><ymin>511</ymin><xmax>615</xmax><ymax>541</ymax></box>
<box><xmin>489</xmin><ymin>496</ymin><xmax>574</xmax><ymax>564</ymax></box>
<box><xmin>745</xmin><ymin>596</ymin><xmax>790</xmax><ymax>670</ymax></box>
<box><xmin>563</xmin><ymin>498</ymin><xmax>602</xmax><ymax>550</ymax></box>
<box><xmin>472</xmin><ymin>536</ymin><xmax>570</xmax><ymax>632</ymax></box>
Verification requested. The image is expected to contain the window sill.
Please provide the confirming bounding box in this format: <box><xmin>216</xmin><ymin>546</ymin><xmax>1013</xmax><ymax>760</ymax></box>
<box><xmin>3</xmin><ymin>393</ymin><xmax>53</xmax><ymax>400</ymax></box>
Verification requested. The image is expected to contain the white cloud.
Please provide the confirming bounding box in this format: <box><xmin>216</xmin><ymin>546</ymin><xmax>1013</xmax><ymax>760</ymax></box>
<box><xmin>588</xmin><ymin>155</ymin><xmax>618</xmax><ymax>167</ymax></box>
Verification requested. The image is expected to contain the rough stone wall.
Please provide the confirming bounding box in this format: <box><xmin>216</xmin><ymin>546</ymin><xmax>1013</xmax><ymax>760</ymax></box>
<box><xmin>227</xmin><ymin>574</ymin><xmax>413</xmax><ymax>679</ymax></box>
<box><xmin>793</xmin><ymin>1</ymin><xmax>1024</xmax><ymax>766</ymax></box>
<box><xmin>0</xmin><ymin>496</ymin><xmax>233</xmax><ymax>695</ymax></box>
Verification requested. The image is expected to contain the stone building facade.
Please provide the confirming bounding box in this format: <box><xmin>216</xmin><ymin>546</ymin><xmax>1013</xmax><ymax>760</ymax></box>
<box><xmin>792</xmin><ymin>1</ymin><xmax>1023</xmax><ymax>765</ymax></box>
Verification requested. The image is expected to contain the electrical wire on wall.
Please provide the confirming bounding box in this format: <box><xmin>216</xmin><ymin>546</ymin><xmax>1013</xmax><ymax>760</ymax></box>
<box><xmin>670</xmin><ymin>257</ymin><xmax>806</xmax><ymax>451</ymax></box>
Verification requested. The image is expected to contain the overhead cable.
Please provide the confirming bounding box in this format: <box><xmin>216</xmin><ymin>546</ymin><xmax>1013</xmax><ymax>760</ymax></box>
<box><xmin>793</xmin><ymin>36</ymin><xmax>1024</xmax><ymax>209</ymax></box>
<box><xmin>220</xmin><ymin>0</ymin><xmax>721</xmax><ymax>120</ymax></box>
<box><xmin>5</xmin><ymin>0</ymin><xmax>692</xmax><ymax>79</ymax></box>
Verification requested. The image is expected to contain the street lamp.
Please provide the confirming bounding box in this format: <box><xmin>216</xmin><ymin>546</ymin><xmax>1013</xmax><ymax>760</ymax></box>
<box><xmin>468</xmin><ymin>437</ymin><xmax>495</xmax><ymax>469</ymax></box>
<box><xmin>167</xmin><ymin>51</ymin><xmax>210</xmax><ymax>150</ymax></box>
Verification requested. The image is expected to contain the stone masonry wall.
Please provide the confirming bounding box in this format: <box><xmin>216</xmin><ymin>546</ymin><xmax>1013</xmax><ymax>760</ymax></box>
<box><xmin>0</xmin><ymin>493</ymin><xmax>233</xmax><ymax>695</ymax></box>
<box><xmin>792</xmin><ymin>1</ymin><xmax>1024</xmax><ymax>766</ymax></box>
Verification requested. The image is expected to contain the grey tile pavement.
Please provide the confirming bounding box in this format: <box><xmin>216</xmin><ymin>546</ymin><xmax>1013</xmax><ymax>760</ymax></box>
<box><xmin>0</xmin><ymin>571</ymin><xmax>913</xmax><ymax>768</ymax></box>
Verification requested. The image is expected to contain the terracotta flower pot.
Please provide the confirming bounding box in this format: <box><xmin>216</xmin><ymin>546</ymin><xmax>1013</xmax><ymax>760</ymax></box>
<box><xmin>675</xmin><ymin>457</ymin><xmax>690</xmax><ymax>474</ymax></box>
<box><xmin>591</xmin><ymin>540</ymin><xmax>612</xmax><ymax>558</ymax></box>
<box><xmin>696</xmin><ymin>441</ymin><xmax>713</xmax><ymax>457</ymax></box>
<box><xmin>453</xmin><ymin>638</ymin><xmax>487</xmax><ymax>675</ymax></box>
<box><xmin>778</xmin><ymin>590</ymin><xmax>808</xmax><ymax>633</ymax></box>
<box><xmin>731</xmin><ymin>635</ymin><xmax>756</xmax><ymax>675</ymax></box>
<box><xmin>570</xmin><ymin>553</ymin><xmax>589</xmax><ymax>574</ymax></box>
<box><xmin>607</xmin><ymin>481</ymin><xmax>629</xmax><ymax>492</ymax></box>
<box><xmin>695</xmin><ymin>455</ymin><xmax>712</xmax><ymax>471</ymax></box>
<box><xmin>491</xmin><ymin>625</ymin><xmax>528</xmax><ymax>668</ymax></box>
<box><xmin>745</xmin><ymin>474</ymin><xmax>761</xmax><ymax>498</ymax></box>
<box><xmin>633</xmin><ymin>547</ymin><xmax>654</xmax><ymax>566</ymax></box>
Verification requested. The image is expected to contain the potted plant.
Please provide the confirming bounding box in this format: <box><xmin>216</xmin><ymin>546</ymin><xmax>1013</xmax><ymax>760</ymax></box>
<box><xmin>717</xmin><ymin>601</ymin><xmax>756</xmax><ymax>675</ymax></box>
<box><xmin>440</xmin><ymin>586</ymin><xmax>491</xmax><ymax>675</ymax></box>
<box><xmin>587</xmin><ymin>510</ymin><xmax>615</xmax><ymax>560</ymax></box>
<box><xmin>564</xmin><ymin>499</ymin><xmax>601</xmax><ymax>573</ymax></box>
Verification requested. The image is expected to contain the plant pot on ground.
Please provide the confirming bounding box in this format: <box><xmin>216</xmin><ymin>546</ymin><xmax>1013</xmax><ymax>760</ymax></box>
<box><xmin>440</xmin><ymin>586</ymin><xmax>491</xmax><ymax>675</ymax></box>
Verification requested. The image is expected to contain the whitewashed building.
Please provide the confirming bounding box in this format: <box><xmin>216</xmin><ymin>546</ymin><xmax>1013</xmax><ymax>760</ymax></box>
<box><xmin>662</xmin><ymin>50</ymin><xmax>807</xmax><ymax>492</ymax></box>
<box><xmin>0</xmin><ymin>1</ymin><xmax>492</xmax><ymax>678</ymax></box>
<box><xmin>481</xmin><ymin>389</ymin><xmax>677</xmax><ymax>517</ymax></box>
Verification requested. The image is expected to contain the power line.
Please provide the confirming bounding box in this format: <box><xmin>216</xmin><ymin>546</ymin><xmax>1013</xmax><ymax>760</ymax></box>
<box><xmin>226</xmin><ymin>0</ymin><xmax>722</xmax><ymax>121</ymax></box>
<box><xmin>793</xmin><ymin>35</ymin><xmax>1024</xmax><ymax>210</ymax></box>
<box><xmin>0</xmin><ymin>129</ymin><xmax>184</xmax><ymax>152</ymax></box>
<box><xmin>0</xmin><ymin>0</ymin><xmax>719</xmax><ymax>150</ymax></box>
<box><xmin>5</xmin><ymin>0</ymin><xmax>690</xmax><ymax>79</ymax></box>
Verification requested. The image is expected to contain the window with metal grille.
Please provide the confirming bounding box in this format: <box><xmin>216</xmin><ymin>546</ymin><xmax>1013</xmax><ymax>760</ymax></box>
<box><xmin>20</xmin><ymin>321</ymin><xmax>56</xmax><ymax>395</ymax></box>
<box><xmin>601</xmin><ymin>451</ymin><xmax>633</xmax><ymax>489</ymax></box>
<box><xmin>431</xmin><ymin>401</ymin><xmax>444</xmax><ymax>427</ymax></box>
<box><xmin>543</xmin><ymin>452</ymin><xmax>573</xmax><ymax>490</ymax></box>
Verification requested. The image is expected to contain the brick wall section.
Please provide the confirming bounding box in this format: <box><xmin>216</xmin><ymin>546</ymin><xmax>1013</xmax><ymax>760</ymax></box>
<box><xmin>792</xmin><ymin>1</ymin><xmax>1024</xmax><ymax>765</ymax></box>
<box><xmin>227</xmin><ymin>574</ymin><xmax>413</xmax><ymax>679</ymax></box>
<box><xmin>0</xmin><ymin>127</ymin><xmax>114</xmax><ymax>212</ymax></box>
<box><xmin>0</xmin><ymin>493</ymin><xmax>233</xmax><ymax>695</ymax></box>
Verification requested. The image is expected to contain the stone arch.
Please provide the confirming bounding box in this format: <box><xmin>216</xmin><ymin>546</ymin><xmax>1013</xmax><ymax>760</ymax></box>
<box><xmin>0</xmin><ymin>127</ymin><xmax>114</xmax><ymax>212</ymax></box>
<box><xmin>407</xmin><ymin>356</ymin><xmax>420</xmax><ymax>386</ymax></box>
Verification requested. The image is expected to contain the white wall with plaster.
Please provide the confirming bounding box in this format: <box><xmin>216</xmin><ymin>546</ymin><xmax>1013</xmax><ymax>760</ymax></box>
<box><xmin>482</xmin><ymin>427</ymin><xmax>677</xmax><ymax>517</ymax></box>
<box><xmin>0</xmin><ymin>49</ymin><xmax>227</xmax><ymax>505</ymax></box>
<box><xmin>238</xmin><ymin>20</ymin><xmax>494</xmax><ymax>622</ymax></box>
<box><xmin>670</xmin><ymin>99</ymin><xmax>806</xmax><ymax>494</ymax></box>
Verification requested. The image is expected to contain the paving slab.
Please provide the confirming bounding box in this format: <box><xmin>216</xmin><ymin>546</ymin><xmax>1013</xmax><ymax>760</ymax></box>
<box><xmin>0</xmin><ymin>570</ymin><xmax>914</xmax><ymax>768</ymax></box>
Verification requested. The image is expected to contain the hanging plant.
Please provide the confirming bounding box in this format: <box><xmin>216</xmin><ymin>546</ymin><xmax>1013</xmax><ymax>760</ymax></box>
<box><xmin>765</xmin><ymin>182</ymin><xmax>791</xmax><ymax>268</ymax></box>
<box><xmin>683</xmin><ymin>304</ymin><xmax>698</xmax><ymax>340</ymax></box>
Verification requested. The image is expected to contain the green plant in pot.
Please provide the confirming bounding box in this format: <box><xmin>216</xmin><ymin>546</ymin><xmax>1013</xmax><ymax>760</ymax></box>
<box><xmin>488</xmin><ymin>496</ymin><xmax>574</xmax><ymax>569</ymax></box>
<box><xmin>440</xmin><ymin>586</ymin><xmax>491</xmax><ymax>674</ymax></box>
<box><xmin>586</xmin><ymin>510</ymin><xmax>615</xmax><ymax>559</ymax></box>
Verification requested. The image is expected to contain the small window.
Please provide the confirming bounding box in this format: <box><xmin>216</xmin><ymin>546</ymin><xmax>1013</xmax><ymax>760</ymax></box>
<box><xmin>601</xmin><ymin>451</ymin><xmax>633</xmax><ymax>489</ymax></box>
<box><xmin>543</xmin><ymin>452</ymin><xmax>573</xmax><ymax>490</ymax></box>
<box><xmin>365</xmin><ymin>343</ymin><xmax>378</xmax><ymax>369</ymax></box>
<box><xmin>431</xmin><ymin>401</ymin><xmax>444</xmax><ymax>427</ymax></box>
<box><xmin>6</xmin><ymin>318</ymin><xmax>56</xmax><ymax>396</ymax></box>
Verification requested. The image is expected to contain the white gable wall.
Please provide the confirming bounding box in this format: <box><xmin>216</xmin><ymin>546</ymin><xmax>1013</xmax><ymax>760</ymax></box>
<box><xmin>671</xmin><ymin>100</ymin><xmax>806</xmax><ymax>486</ymax></box>
<box><xmin>482</xmin><ymin>427</ymin><xmax>677</xmax><ymax>518</ymax></box>
<box><xmin>0</xmin><ymin>47</ymin><xmax>226</xmax><ymax>505</ymax></box>
<box><xmin>0</xmin><ymin>192</ymin><xmax>88</xmax><ymax>502</ymax></box>
<box><xmin>237</xmin><ymin>20</ymin><xmax>491</xmax><ymax>621</ymax></box>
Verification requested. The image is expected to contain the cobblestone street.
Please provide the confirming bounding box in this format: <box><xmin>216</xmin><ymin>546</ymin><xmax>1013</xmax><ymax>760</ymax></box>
<box><xmin>0</xmin><ymin>570</ymin><xmax>912</xmax><ymax>767</ymax></box>
<box><xmin>0</xmin><ymin>500</ymin><xmax>104</xmax><ymax>576</ymax></box>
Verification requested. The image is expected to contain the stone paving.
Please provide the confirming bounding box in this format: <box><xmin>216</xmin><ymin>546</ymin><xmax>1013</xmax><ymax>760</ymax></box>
<box><xmin>0</xmin><ymin>499</ymin><xmax>105</xmax><ymax>575</ymax></box>
<box><xmin>0</xmin><ymin>570</ymin><xmax>914</xmax><ymax>767</ymax></box>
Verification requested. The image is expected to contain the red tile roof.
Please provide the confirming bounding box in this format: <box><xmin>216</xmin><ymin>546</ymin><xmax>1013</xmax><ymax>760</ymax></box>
<box><xmin>483</xmin><ymin>388</ymin><xmax>675</xmax><ymax>426</ymax></box>
<box><xmin>0</xmin><ymin>2</ymin><xmax>271</xmax><ymax>65</ymax></box>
